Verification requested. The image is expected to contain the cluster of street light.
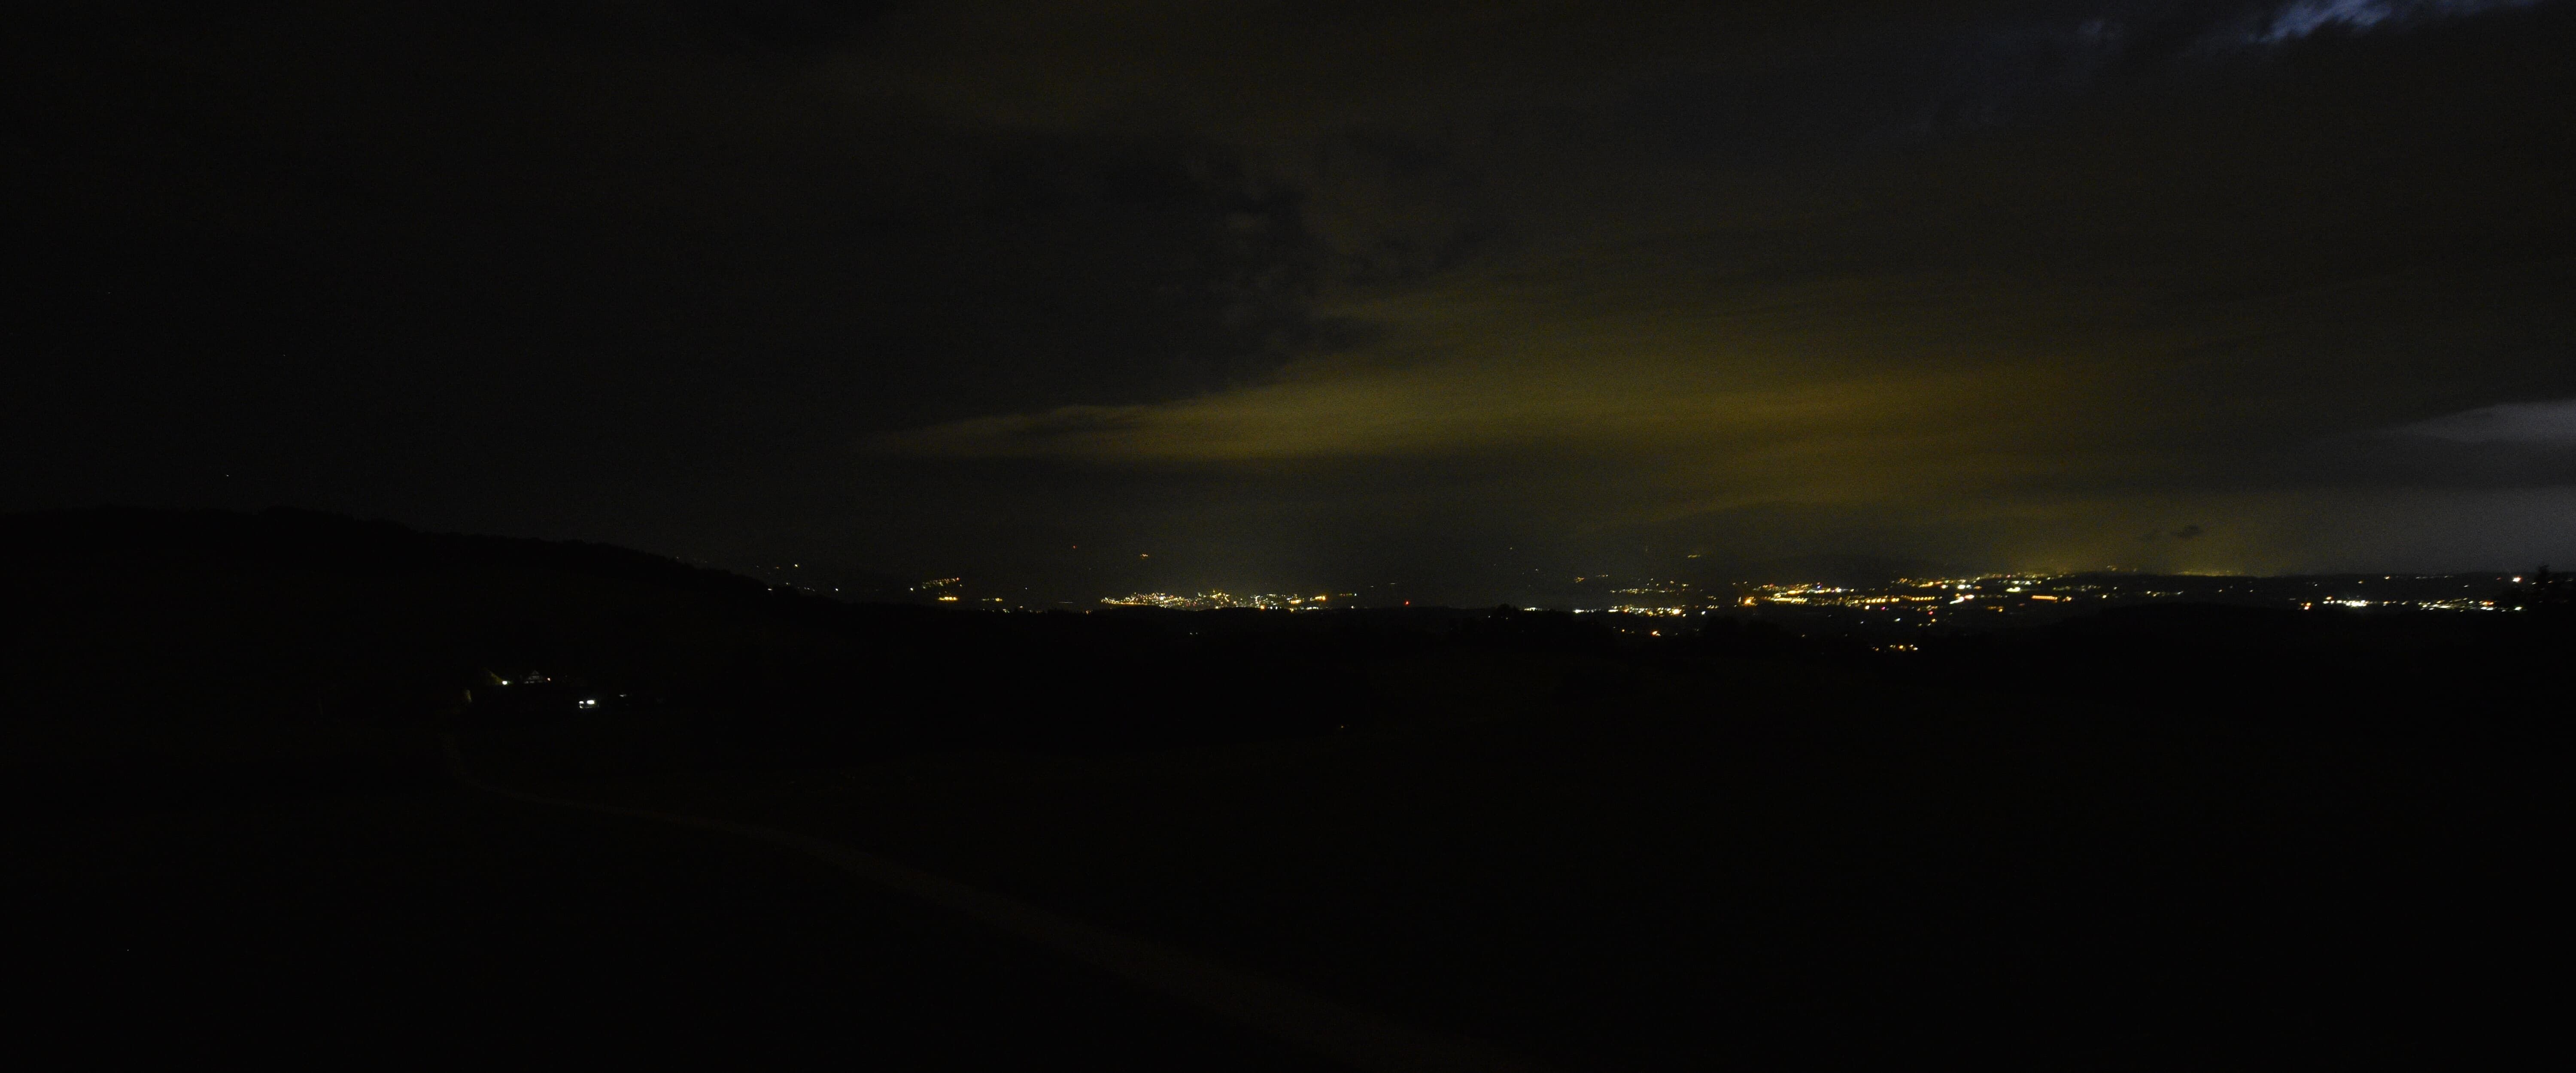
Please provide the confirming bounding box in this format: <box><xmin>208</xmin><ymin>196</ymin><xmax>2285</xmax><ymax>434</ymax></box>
<box><xmin>1100</xmin><ymin>591</ymin><xmax>1350</xmax><ymax>610</ymax></box>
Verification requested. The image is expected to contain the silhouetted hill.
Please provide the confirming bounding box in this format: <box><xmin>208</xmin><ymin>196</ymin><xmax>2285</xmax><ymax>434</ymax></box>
<box><xmin>8</xmin><ymin>509</ymin><xmax>2559</xmax><ymax>1067</ymax></box>
<box><xmin>6</xmin><ymin>507</ymin><xmax>2562</xmax><ymax>806</ymax></box>
<box><xmin>0</xmin><ymin>508</ymin><xmax>1422</xmax><ymax>794</ymax></box>
<box><xmin>1735</xmin><ymin>552</ymin><xmax>1952</xmax><ymax>586</ymax></box>
<box><xmin>0</xmin><ymin>507</ymin><xmax>837</xmax><ymax>801</ymax></box>
<box><xmin>3</xmin><ymin>506</ymin><xmax>821</xmax><ymax>717</ymax></box>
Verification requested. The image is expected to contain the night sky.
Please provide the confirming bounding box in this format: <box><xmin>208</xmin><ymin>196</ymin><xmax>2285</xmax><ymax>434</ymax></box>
<box><xmin>12</xmin><ymin>1</ymin><xmax>2575</xmax><ymax>603</ymax></box>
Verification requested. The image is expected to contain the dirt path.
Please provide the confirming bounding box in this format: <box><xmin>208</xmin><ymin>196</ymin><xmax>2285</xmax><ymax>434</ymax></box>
<box><xmin>445</xmin><ymin>739</ymin><xmax>1548</xmax><ymax>1073</ymax></box>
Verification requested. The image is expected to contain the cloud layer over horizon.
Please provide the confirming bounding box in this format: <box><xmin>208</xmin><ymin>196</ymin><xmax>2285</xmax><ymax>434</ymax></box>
<box><xmin>10</xmin><ymin>1</ymin><xmax>2574</xmax><ymax>596</ymax></box>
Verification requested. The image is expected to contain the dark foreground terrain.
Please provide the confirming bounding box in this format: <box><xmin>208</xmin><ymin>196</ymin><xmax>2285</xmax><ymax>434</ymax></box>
<box><xmin>5</xmin><ymin>509</ymin><xmax>2562</xmax><ymax>1068</ymax></box>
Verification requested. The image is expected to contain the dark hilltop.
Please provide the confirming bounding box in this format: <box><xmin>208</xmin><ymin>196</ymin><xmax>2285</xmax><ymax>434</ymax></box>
<box><xmin>6</xmin><ymin>507</ymin><xmax>2561</xmax><ymax>1067</ymax></box>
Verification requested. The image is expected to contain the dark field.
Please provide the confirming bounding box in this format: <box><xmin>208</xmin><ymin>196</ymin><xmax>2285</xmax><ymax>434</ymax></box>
<box><xmin>6</xmin><ymin>509</ymin><xmax>2561</xmax><ymax>1068</ymax></box>
<box><xmin>13</xmin><ymin>779</ymin><xmax>1336</xmax><ymax>1068</ymax></box>
<box><xmin>511</xmin><ymin>660</ymin><xmax>2549</xmax><ymax>1069</ymax></box>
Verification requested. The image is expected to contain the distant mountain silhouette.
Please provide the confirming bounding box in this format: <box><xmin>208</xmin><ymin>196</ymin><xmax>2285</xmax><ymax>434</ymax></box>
<box><xmin>7</xmin><ymin>507</ymin><xmax>2563</xmax><ymax>806</ymax></box>
<box><xmin>1727</xmin><ymin>552</ymin><xmax>1955</xmax><ymax>586</ymax></box>
<box><xmin>0</xmin><ymin>507</ymin><xmax>1385</xmax><ymax>793</ymax></box>
<box><xmin>0</xmin><ymin>506</ymin><xmax>881</xmax><ymax>801</ymax></box>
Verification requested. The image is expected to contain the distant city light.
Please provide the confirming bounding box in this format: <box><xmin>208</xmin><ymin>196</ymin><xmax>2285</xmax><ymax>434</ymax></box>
<box><xmin>1725</xmin><ymin>572</ymin><xmax>2515</xmax><ymax>621</ymax></box>
<box><xmin>1101</xmin><ymin>590</ymin><xmax>1357</xmax><ymax>611</ymax></box>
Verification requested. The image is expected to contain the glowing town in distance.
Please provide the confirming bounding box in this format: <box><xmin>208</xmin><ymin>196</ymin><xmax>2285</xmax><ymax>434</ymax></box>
<box><xmin>1101</xmin><ymin>591</ymin><xmax>1357</xmax><ymax>610</ymax></box>
<box><xmin>741</xmin><ymin>564</ymin><xmax>2540</xmax><ymax>627</ymax></box>
<box><xmin>1735</xmin><ymin>574</ymin><xmax>2510</xmax><ymax>624</ymax></box>
<box><xmin>1097</xmin><ymin>573</ymin><xmax>2524</xmax><ymax>623</ymax></box>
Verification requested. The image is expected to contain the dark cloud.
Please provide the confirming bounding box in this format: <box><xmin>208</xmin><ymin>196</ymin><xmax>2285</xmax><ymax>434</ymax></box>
<box><xmin>8</xmin><ymin>1</ymin><xmax>2574</xmax><ymax>588</ymax></box>
<box><xmin>5</xmin><ymin>3</ymin><xmax>1334</xmax><ymax>528</ymax></box>
<box><xmin>2287</xmin><ymin>400</ymin><xmax>2576</xmax><ymax>487</ymax></box>
<box><xmin>673</xmin><ymin>0</ymin><xmax>903</xmax><ymax>55</ymax></box>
